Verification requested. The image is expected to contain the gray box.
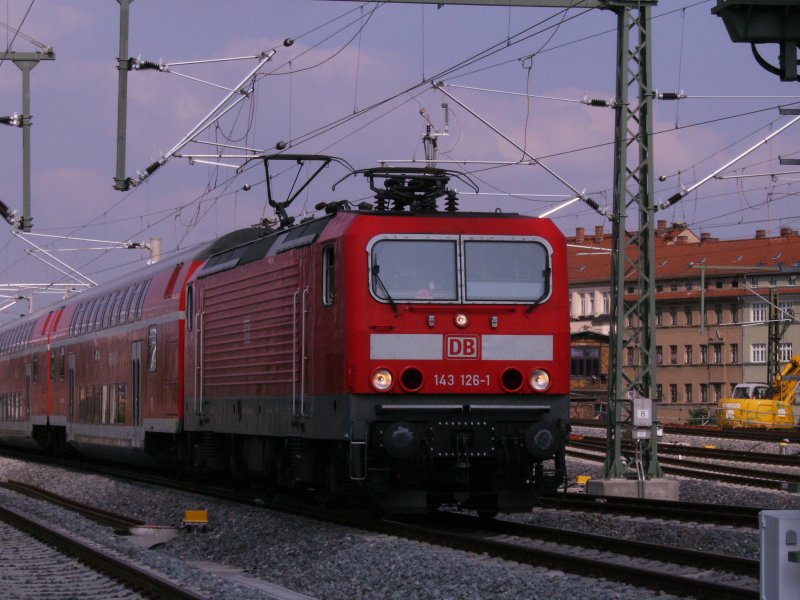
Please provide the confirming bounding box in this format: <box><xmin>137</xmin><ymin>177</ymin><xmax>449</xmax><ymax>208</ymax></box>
<box><xmin>632</xmin><ymin>397</ymin><xmax>652</xmax><ymax>427</ymax></box>
<box><xmin>761</xmin><ymin>510</ymin><xmax>800</xmax><ymax>600</ymax></box>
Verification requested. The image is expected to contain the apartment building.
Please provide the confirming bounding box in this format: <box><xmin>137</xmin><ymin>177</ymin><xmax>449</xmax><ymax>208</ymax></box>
<box><xmin>567</xmin><ymin>222</ymin><xmax>800</xmax><ymax>424</ymax></box>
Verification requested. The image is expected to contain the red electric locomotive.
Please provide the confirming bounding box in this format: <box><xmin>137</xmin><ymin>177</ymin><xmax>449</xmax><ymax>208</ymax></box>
<box><xmin>0</xmin><ymin>156</ymin><xmax>570</xmax><ymax>515</ymax></box>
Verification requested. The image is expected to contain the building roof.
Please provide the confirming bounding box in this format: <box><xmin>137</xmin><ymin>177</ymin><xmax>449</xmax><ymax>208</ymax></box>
<box><xmin>567</xmin><ymin>222</ymin><xmax>800</xmax><ymax>285</ymax></box>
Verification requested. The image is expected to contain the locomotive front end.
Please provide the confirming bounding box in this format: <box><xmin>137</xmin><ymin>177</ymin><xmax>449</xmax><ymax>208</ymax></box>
<box><xmin>346</xmin><ymin>212</ymin><xmax>570</xmax><ymax>515</ymax></box>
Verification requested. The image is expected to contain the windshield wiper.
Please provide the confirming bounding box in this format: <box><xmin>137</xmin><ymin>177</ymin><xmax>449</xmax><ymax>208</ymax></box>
<box><xmin>371</xmin><ymin>264</ymin><xmax>398</xmax><ymax>313</ymax></box>
<box><xmin>526</xmin><ymin>266</ymin><xmax>551</xmax><ymax>314</ymax></box>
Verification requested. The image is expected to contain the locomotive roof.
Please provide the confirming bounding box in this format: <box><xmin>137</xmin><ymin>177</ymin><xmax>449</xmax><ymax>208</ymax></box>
<box><xmin>198</xmin><ymin>216</ymin><xmax>332</xmax><ymax>279</ymax></box>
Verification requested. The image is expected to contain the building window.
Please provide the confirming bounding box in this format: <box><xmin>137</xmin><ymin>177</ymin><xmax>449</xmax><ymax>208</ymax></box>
<box><xmin>656</xmin><ymin>310</ymin><xmax>663</xmax><ymax>326</ymax></box>
<box><xmin>684</xmin><ymin>306</ymin><xmax>693</xmax><ymax>326</ymax></box>
<box><xmin>669</xmin><ymin>384</ymin><xmax>678</xmax><ymax>403</ymax></box>
<box><xmin>712</xmin><ymin>343</ymin><xmax>723</xmax><ymax>365</ymax></box>
<box><xmin>751</xmin><ymin>343</ymin><xmax>766</xmax><ymax>363</ymax></box>
<box><xmin>730</xmin><ymin>304</ymin><xmax>738</xmax><ymax>324</ymax></box>
<box><xmin>656</xmin><ymin>346</ymin><xmax>663</xmax><ymax>365</ymax></box>
<box><xmin>579</xmin><ymin>295</ymin><xmax>586</xmax><ymax>316</ymax></box>
<box><xmin>779</xmin><ymin>343</ymin><xmax>794</xmax><ymax>363</ymax></box>
<box><xmin>714</xmin><ymin>305</ymin><xmax>723</xmax><ymax>324</ymax></box>
<box><xmin>700</xmin><ymin>344</ymin><xmax>708</xmax><ymax>364</ymax></box>
<box><xmin>626</xmin><ymin>347</ymin><xmax>635</xmax><ymax>366</ymax></box>
<box><xmin>713</xmin><ymin>383</ymin><xmax>723</xmax><ymax>402</ymax></box>
<box><xmin>571</xmin><ymin>347</ymin><xmax>600</xmax><ymax>378</ymax></box>
<box><xmin>731</xmin><ymin>279</ymin><xmax>739</xmax><ymax>288</ymax></box>
<box><xmin>656</xmin><ymin>384</ymin><xmax>663</xmax><ymax>400</ymax></box>
<box><xmin>730</xmin><ymin>343</ymin><xmax>739</xmax><ymax>364</ymax></box>
<box><xmin>686</xmin><ymin>281</ymin><xmax>693</xmax><ymax>291</ymax></box>
<box><xmin>671</xmin><ymin>283</ymin><xmax>678</xmax><ymax>292</ymax></box>
<box><xmin>670</xmin><ymin>345</ymin><xmax>678</xmax><ymax>365</ymax></box>
<box><xmin>789</xmin><ymin>275</ymin><xmax>797</xmax><ymax>286</ymax></box>
<box><xmin>769</xmin><ymin>276</ymin><xmax>778</xmax><ymax>286</ymax></box>
<box><xmin>752</xmin><ymin>303</ymin><xmax>767</xmax><ymax>322</ymax></box>
<box><xmin>780</xmin><ymin>301</ymin><xmax>794</xmax><ymax>320</ymax></box>
<box><xmin>685</xmin><ymin>384</ymin><xmax>693</xmax><ymax>403</ymax></box>
<box><xmin>749</xmin><ymin>276</ymin><xmax>759</xmax><ymax>287</ymax></box>
<box><xmin>715</xmin><ymin>280</ymin><xmax>723</xmax><ymax>289</ymax></box>
<box><xmin>700</xmin><ymin>383</ymin><xmax>708</xmax><ymax>403</ymax></box>
<box><xmin>670</xmin><ymin>306</ymin><xmax>678</xmax><ymax>326</ymax></box>
<box><xmin>684</xmin><ymin>345</ymin><xmax>693</xmax><ymax>365</ymax></box>
<box><xmin>602</xmin><ymin>293</ymin><xmax>610</xmax><ymax>314</ymax></box>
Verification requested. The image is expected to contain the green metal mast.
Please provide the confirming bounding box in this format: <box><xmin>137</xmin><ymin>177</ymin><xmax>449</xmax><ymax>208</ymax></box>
<box><xmin>605</xmin><ymin>1</ymin><xmax>660</xmax><ymax>478</ymax></box>
<box><xmin>0</xmin><ymin>49</ymin><xmax>55</xmax><ymax>231</ymax></box>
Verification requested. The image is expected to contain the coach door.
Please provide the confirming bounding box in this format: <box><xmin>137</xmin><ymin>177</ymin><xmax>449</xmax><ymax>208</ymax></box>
<box><xmin>132</xmin><ymin>341</ymin><xmax>142</xmax><ymax>445</ymax></box>
<box><xmin>186</xmin><ymin>283</ymin><xmax>206</xmax><ymax>417</ymax></box>
<box><xmin>24</xmin><ymin>363</ymin><xmax>32</xmax><ymax>421</ymax></box>
<box><xmin>68</xmin><ymin>354</ymin><xmax>75</xmax><ymax>423</ymax></box>
<box><xmin>292</xmin><ymin>265</ymin><xmax>309</xmax><ymax>419</ymax></box>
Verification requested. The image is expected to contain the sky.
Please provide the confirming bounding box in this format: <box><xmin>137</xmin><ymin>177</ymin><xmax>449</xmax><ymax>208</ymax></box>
<box><xmin>0</xmin><ymin>0</ymin><xmax>798</xmax><ymax>321</ymax></box>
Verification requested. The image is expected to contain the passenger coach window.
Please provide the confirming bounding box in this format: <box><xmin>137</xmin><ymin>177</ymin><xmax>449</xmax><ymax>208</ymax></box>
<box><xmin>371</xmin><ymin>240</ymin><xmax>457</xmax><ymax>301</ymax></box>
<box><xmin>186</xmin><ymin>285</ymin><xmax>194</xmax><ymax>331</ymax></box>
<box><xmin>148</xmin><ymin>325</ymin><xmax>157</xmax><ymax>372</ymax></box>
<box><xmin>322</xmin><ymin>246</ymin><xmax>335</xmax><ymax>305</ymax></box>
<box><xmin>464</xmin><ymin>240</ymin><xmax>548</xmax><ymax>301</ymax></box>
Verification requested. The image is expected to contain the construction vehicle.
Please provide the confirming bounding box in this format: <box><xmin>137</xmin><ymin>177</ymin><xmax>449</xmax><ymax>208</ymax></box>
<box><xmin>719</xmin><ymin>356</ymin><xmax>800</xmax><ymax>428</ymax></box>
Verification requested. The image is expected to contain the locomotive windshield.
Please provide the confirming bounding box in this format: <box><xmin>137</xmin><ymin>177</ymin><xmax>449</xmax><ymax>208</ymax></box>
<box><xmin>369</xmin><ymin>235</ymin><xmax>550</xmax><ymax>303</ymax></box>
<box><xmin>371</xmin><ymin>239</ymin><xmax>458</xmax><ymax>301</ymax></box>
<box><xmin>464</xmin><ymin>240</ymin><xmax>547</xmax><ymax>301</ymax></box>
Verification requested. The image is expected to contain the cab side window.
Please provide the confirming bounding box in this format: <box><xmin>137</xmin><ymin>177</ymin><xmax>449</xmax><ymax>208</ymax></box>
<box><xmin>322</xmin><ymin>246</ymin><xmax>335</xmax><ymax>306</ymax></box>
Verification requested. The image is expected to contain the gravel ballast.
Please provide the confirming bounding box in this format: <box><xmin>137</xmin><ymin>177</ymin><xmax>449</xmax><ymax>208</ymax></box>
<box><xmin>1</xmin><ymin>435</ymin><xmax>796</xmax><ymax>599</ymax></box>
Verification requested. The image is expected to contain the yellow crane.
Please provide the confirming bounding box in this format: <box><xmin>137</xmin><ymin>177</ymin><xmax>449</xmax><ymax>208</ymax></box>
<box><xmin>719</xmin><ymin>356</ymin><xmax>800</xmax><ymax>428</ymax></box>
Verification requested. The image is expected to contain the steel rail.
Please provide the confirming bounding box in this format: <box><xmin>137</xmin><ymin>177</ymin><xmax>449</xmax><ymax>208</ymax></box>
<box><xmin>0</xmin><ymin>504</ymin><xmax>207</xmax><ymax>600</ymax></box>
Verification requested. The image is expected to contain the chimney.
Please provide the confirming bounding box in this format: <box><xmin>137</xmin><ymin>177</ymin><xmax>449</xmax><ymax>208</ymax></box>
<box><xmin>657</xmin><ymin>220</ymin><xmax>667</xmax><ymax>235</ymax></box>
<box><xmin>755</xmin><ymin>229</ymin><xmax>766</xmax><ymax>239</ymax></box>
<box><xmin>700</xmin><ymin>232</ymin><xmax>711</xmax><ymax>242</ymax></box>
<box><xmin>780</xmin><ymin>227</ymin><xmax>797</xmax><ymax>237</ymax></box>
<box><xmin>594</xmin><ymin>225</ymin><xmax>604</xmax><ymax>242</ymax></box>
<box><xmin>575</xmin><ymin>227</ymin><xmax>585</xmax><ymax>243</ymax></box>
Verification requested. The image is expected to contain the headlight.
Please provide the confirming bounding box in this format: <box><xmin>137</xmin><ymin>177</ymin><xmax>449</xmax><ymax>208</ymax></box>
<box><xmin>454</xmin><ymin>313</ymin><xmax>469</xmax><ymax>328</ymax></box>
<box><xmin>529</xmin><ymin>369</ymin><xmax>551</xmax><ymax>392</ymax></box>
<box><xmin>371</xmin><ymin>368</ymin><xmax>394</xmax><ymax>392</ymax></box>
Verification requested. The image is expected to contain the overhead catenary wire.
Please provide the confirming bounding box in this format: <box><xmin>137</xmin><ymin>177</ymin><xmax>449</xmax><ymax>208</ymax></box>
<box><xmin>0</xmin><ymin>0</ymin><xmax>793</xmax><ymax>316</ymax></box>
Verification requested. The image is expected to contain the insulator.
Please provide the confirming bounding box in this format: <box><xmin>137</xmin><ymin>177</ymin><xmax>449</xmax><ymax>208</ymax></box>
<box><xmin>137</xmin><ymin>60</ymin><xmax>164</xmax><ymax>71</ymax></box>
<box><xmin>658</xmin><ymin>92</ymin><xmax>684</xmax><ymax>100</ymax></box>
<box><xmin>583</xmin><ymin>197</ymin><xmax>607</xmax><ymax>217</ymax></box>
<box><xmin>445</xmin><ymin>191</ymin><xmax>458</xmax><ymax>212</ymax></box>
<box><xmin>583</xmin><ymin>97</ymin><xmax>612</xmax><ymax>107</ymax></box>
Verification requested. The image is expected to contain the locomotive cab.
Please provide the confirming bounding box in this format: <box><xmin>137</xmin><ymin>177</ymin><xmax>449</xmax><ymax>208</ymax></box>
<box><xmin>337</xmin><ymin>168</ymin><xmax>571</xmax><ymax>514</ymax></box>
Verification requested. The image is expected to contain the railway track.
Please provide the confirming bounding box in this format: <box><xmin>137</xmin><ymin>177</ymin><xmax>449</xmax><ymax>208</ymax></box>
<box><xmin>573</xmin><ymin>434</ymin><xmax>800</xmax><ymax>466</ymax></box>
<box><xmin>0</xmin><ymin>502</ymin><xmax>207</xmax><ymax>599</ymax></box>
<box><xmin>552</xmin><ymin>492</ymin><xmax>760</xmax><ymax>528</ymax></box>
<box><xmin>386</xmin><ymin>512</ymin><xmax>759</xmax><ymax>600</ymax></box>
<box><xmin>572</xmin><ymin>419</ymin><xmax>800</xmax><ymax>443</ymax></box>
<box><xmin>568</xmin><ymin>439</ymin><xmax>800</xmax><ymax>490</ymax></box>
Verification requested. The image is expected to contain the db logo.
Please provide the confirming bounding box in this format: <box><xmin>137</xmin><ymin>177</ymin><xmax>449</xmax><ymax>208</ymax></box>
<box><xmin>445</xmin><ymin>335</ymin><xmax>479</xmax><ymax>359</ymax></box>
